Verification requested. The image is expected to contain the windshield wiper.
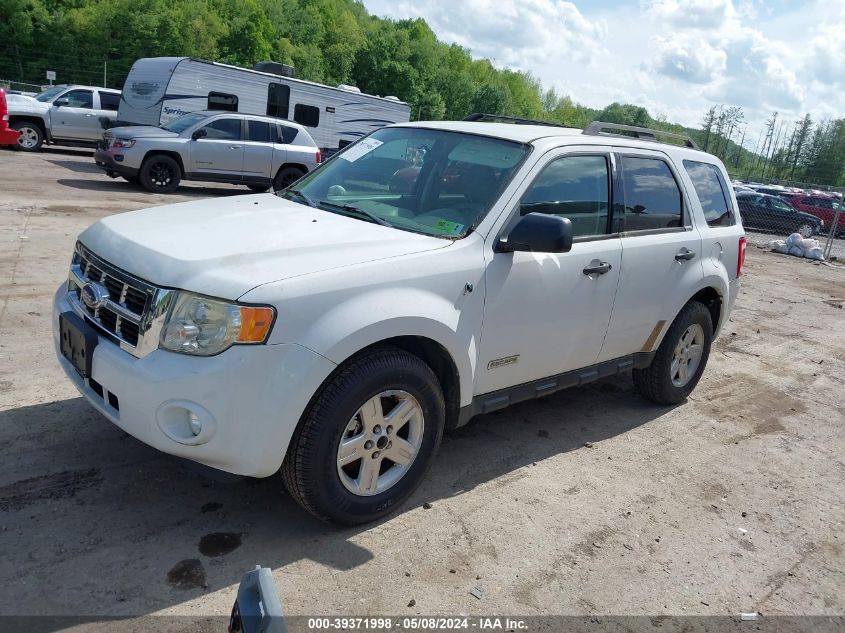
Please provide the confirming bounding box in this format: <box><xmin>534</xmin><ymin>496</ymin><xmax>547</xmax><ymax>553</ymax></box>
<box><xmin>284</xmin><ymin>188</ymin><xmax>317</xmax><ymax>208</ymax></box>
<box><xmin>318</xmin><ymin>201</ymin><xmax>393</xmax><ymax>227</ymax></box>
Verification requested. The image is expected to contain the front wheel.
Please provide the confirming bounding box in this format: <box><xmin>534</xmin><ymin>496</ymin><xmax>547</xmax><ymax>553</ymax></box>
<box><xmin>796</xmin><ymin>223</ymin><xmax>815</xmax><ymax>238</ymax></box>
<box><xmin>633</xmin><ymin>301</ymin><xmax>713</xmax><ymax>405</ymax></box>
<box><xmin>282</xmin><ymin>347</ymin><xmax>445</xmax><ymax>525</ymax></box>
<box><xmin>139</xmin><ymin>154</ymin><xmax>181</xmax><ymax>193</ymax></box>
<box><xmin>12</xmin><ymin>121</ymin><xmax>44</xmax><ymax>151</ymax></box>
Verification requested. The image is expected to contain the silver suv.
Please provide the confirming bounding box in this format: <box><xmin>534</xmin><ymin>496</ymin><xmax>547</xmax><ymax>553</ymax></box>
<box><xmin>94</xmin><ymin>111</ymin><xmax>321</xmax><ymax>193</ymax></box>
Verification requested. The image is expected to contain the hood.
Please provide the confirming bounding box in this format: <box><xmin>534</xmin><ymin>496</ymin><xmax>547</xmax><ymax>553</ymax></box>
<box><xmin>106</xmin><ymin>125</ymin><xmax>179</xmax><ymax>140</ymax></box>
<box><xmin>6</xmin><ymin>93</ymin><xmax>48</xmax><ymax>115</ymax></box>
<box><xmin>78</xmin><ymin>195</ymin><xmax>450</xmax><ymax>299</ymax></box>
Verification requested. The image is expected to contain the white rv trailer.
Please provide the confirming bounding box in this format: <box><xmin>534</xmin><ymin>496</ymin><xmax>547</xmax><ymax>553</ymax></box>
<box><xmin>118</xmin><ymin>57</ymin><xmax>411</xmax><ymax>155</ymax></box>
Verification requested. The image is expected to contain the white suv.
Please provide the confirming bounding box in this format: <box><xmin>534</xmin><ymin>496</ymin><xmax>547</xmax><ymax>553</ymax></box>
<box><xmin>53</xmin><ymin>118</ymin><xmax>745</xmax><ymax>524</ymax></box>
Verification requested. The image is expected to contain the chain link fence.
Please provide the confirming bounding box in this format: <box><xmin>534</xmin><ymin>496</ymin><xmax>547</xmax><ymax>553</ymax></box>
<box><xmin>731</xmin><ymin>179</ymin><xmax>844</xmax><ymax>261</ymax></box>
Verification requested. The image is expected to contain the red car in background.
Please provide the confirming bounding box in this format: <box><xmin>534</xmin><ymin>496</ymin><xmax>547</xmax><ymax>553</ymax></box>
<box><xmin>783</xmin><ymin>193</ymin><xmax>844</xmax><ymax>236</ymax></box>
<box><xmin>0</xmin><ymin>89</ymin><xmax>21</xmax><ymax>145</ymax></box>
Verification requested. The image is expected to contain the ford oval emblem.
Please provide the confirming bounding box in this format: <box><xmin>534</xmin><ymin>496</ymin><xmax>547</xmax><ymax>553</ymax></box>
<box><xmin>81</xmin><ymin>282</ymin><xmax>110</xmax><ymax>310</ymax></box>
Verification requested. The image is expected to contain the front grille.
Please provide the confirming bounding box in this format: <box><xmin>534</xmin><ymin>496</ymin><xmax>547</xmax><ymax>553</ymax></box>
<box><xmin>69</xmin><ymin>244</ymin><xmax>155</xmax><ymax>347</ymax></box>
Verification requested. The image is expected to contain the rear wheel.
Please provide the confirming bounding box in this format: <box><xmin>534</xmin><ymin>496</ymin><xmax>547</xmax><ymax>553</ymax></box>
<box><xmin>12</xmin><ymin>121</ymin><xmax>43</xmax><ymax>151</ymax></box>
<box><xmin>272</xmin><ymin>166</ymin><xmax>305</xmax><ymax>191</ymax></box>
<box><xmin>633</xmin><ymin>301</ymin><xmax>713</xmax><ymax>405</ymax></box>
<box><xmin>282</xmin><ymin>347</ymin><xmax>445</xmax><ymax>525</ymax></box>
<box><xmin>139</xmin><ymin>154</ymin><xmax>181</xmax><ymax>193</ymax></box>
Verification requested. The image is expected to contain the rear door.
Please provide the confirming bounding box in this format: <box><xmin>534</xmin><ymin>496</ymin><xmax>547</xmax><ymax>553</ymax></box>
<box><xmin>597</xmin><ymin>149</ymin><xmax>702</xmax><ymax>363</ymax></box>
<box><xmin>49</xmin><ymin>89</ymin><xmax>98</xmax><ymax>140</ymax></box>
<box><xmin>188</xmin><ymin>116</ymin><xmax>244</xmax><ymax>178</ymax></box>
<box><xmin>242</xmin><ymin>119</ymin><xmax>276</xmax><ymax>181</ymax></box>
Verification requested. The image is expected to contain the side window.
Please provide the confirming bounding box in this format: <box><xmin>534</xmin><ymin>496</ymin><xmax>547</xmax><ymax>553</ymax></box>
<box><xmin>683</xmin><ymin>159</ymin><xmax>735</xmax><ymax>227</ymax></box>
<box><xmin>62</xmin><ymin>90</ymin><xmax>93</xmax><ymax>108</ymax></box>
<box><xmin>99</xmin><ymin>92</ymin><xmax>120</xmax><ymax>111</ymax></box>
<box><xmin>520</xmin><ymin>155</ymin><xmax>610</xmax><ymax>238</ymax></box>
<box><xmin>208</xmin><ymin>91</ymin><xmax>238</xmax><ymax>112</ymax></box>
<box><xmin>200</xmin><ymin>118</ymin><xmax>242</xmax><ymax>141</ymax></box>
<box><xmin>246</xmin><ymin>120</ymin><xmax>272</xmax><ymax>143</ymax></box>
<box><xmin>293</xmin><ymin>104</ymin><xmax>319</xmax><ymax>128</ymax></box>
<box><xmin>620</xmin><ymin>156</ymin><xmax>683</xmax><ymax>231</ymax></box>
<box><xmin>267</xmin><ymin>83</ymin><xmax>290</xmax><ymax>119</ymax></box>
<box><xmin>278</xmin><ymin>125</ymin><xmax>299</xmax><ymax>144</ymax></box>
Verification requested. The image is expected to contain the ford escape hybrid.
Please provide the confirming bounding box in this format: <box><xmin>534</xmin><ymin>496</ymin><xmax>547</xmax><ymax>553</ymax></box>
<box><xmin>54</xmin><ymin>118</ymin><xmax>745</xmax><ymax>524</ymax></box>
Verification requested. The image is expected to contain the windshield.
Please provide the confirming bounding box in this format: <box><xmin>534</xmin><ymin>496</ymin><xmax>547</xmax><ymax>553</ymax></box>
<box><xmin>35</xmin><ymin>86</ymin><xmax>66</xmax><ymax>102</ymax></box>
<box><xmin>161</xmin><ymin>112</ymin><xmax>211</xmax><ymax>133</ymax></box>
<box><xmin>277</xmin><ymin>127</ymin><xmax>530</xmax><ymax>238</ymax></box>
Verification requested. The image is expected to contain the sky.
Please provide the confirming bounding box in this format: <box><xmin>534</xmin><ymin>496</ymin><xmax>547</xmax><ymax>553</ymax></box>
<box><xmin>361</xmin><ymin>0</ymin><xmax>845</xmax><ymax>148</ymax></box>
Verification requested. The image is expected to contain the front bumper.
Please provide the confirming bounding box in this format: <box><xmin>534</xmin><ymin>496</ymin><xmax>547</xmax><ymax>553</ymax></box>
<box><xmin>94</xmin><ymin>146</ymin><xmax>139</xmax><ymax>179</ymax></box>
<box><xmin>53</xmin><ymin>284</ymin><xmax>336</xmax><ymax>477</ymax></box>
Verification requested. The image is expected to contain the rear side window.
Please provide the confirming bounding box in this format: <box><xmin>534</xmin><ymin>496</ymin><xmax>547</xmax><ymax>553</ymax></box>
<box><xmin>267</xmin><ymin>83</ymin><xmax>290</xmax><ymax>119</ymax></box>
<box><xmin>208</xmin><ymin>91</ymin><xmax>238</xmax><ymax>112</ymax></box>
<box><xmin>293</xmin><ymin>104</ymin><xmax>319</xmax><ymax>127</ymax></box>
<box><xmin>520</xmin><ymin>155</ymin><xmax>610</xmax><ymax>238</ymax></box>
<box><xmin>247</xmin><ymin>120</ymin><xmax>272</xmax><ymax>143</ymax></box>
<box><xmin>683</xmin><ymin>160</ymin><xmax>735</xmax><ymax>227</ymax></box>
<box><xmin>620</xmin><ymin>156</ymin><xmax>683</xmax><ymax>231</ymax></box>
<box><xmin>279</xmin><ymin>125</ymin><xmax>299</xmax><ymax>144</ymax></box>
<box><xmin>99</xmin><ymin>92</ymin><xmax>120</xmax><ymax>111</ymax></box>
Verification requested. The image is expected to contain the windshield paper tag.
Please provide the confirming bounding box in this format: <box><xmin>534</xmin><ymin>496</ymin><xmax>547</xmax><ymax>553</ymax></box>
<box><xmin>339</xmin><ymin>138</ymin><xmax>384</xmax><ymax>162</ymax></box>
<box><xmin>435</xmin><ymin>220</ymin><xmax>464</xmax><ymax>235</ymax></box>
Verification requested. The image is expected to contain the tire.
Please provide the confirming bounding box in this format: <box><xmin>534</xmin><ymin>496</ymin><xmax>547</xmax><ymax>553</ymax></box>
<box><xmin>633</xmin><ymin>301</ymin><xmax>713</xmax><ymax>405</ymax></box>
<box><xmin>796</xmin><ymin>223</ymin><xmax>814</xmax><ymax>238</ymax></box>
<box><xmin>139</xmin><ymin>154</ymin><xmax>181</xmax><ymax>193</ymax></box>
<box><xmin>272</xmin><ymin>166</ymin><xmax>305</xmax><ymax>191</ymax></box>
<box><xmin>247</xmin><ymin>184</ymin><xmax>269</xmax><ymax>193</ymax></box>
<box><xmin>12</xmin><ymin>121</ymin><xmax>44</xmax><ymax>152</ymax></box>
<box><xmin>282</xmin><ymin>347</ymin><xmax>445</xmax><ymax>525</ymax></box>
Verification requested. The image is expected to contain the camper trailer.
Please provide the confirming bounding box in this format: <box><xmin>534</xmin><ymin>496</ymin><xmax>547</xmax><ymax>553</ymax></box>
<box><xmin>118</xmin><ymin>57</ymin><xmax>411</xmax><ymax>156</ymax></box>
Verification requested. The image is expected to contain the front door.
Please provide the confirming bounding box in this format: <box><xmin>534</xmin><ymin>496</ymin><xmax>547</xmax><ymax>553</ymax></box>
<box><xmin>477</xmin><ymin>150</ymin><xmax>622</xmax><ymax>395</ymax></box>
<box><xmin>49</xmin><ymin>89</ymin><xmax>98</xmax><ymax>140</ymax></box>
<box><xmin>189</xmin><ymin>117</ymin><xmax>244</xmax><ymax>178</ymax></box>
<box><xmin>597</xmin><ymin>150</ymin><xmax>703</xmax><ymax>362</ymax></box>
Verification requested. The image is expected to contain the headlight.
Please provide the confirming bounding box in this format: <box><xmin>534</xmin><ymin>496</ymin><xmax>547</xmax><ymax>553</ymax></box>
<box><xmin>160</xmin><ymin>292</ymin><xmax>275</xmax><ymax>356</ymax></box>
<box><xmin>112</xmin><ymin>138</ymin><xmax>135</xmax><ymax>149</ymax></box>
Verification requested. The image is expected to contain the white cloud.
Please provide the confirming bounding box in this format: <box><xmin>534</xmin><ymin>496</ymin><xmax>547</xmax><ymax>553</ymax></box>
<box><xmin>650</xmin><ymin>33</ymin><xmax>727</xmax><ymax>84</ymax></box>
<box><xmin>641</xmin><ymin>0</ymin><xmax>734</xmax><ymax>29</ymax></box>
<box><xmin>369</xmin><ymin>0</ymin><xmax>608</xmax><ymax>68</ymax></box>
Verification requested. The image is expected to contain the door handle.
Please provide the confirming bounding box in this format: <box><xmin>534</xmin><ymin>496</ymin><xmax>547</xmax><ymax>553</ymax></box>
<box><xmin>583</xmin><ymin>262</ymin><xmax>612</xmax><ymax>276</ymax></box>
<box><xmin>85</xmin><ymin>113</ymin><xmax>95</xmax><ymax>117</ymax></box>
<box><xmin>229</xmin><ymin>145</ymin><xmax>241</xmax><ymax>150</ymax></box>
<box><xmin>675</xmin><ymin>249</ymin><xmax>696</xmax><ymax>261</ymax></box>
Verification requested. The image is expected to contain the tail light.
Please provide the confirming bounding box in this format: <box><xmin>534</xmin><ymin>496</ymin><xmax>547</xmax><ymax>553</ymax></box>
<box><xmin>737</xmin><ymin>237</ymin><xmax>746</xmax><ymax>278</ymax></box>
<box><xmin>315</xmin><ymin>150</ymin><xmax>321</xmax><ymax>164</ymax></box>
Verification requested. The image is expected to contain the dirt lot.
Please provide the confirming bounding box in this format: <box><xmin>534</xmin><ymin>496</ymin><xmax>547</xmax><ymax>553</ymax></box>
<box><xmin>0</xmin><ymin>147</ymin><xmax>843</xmax><ymax>627</ymax></box>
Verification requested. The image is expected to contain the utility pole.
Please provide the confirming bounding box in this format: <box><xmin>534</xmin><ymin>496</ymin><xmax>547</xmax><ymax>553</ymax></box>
<box><xmin>103</xmin><ymin>60</ymin><xmax>107</xmax><ymax>87</ymax></box>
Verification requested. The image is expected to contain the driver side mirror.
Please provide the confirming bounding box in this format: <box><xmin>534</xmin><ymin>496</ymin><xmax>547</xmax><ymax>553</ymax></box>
<box><xmin>53</xmin><ymin>98</ymin><xmax>68</xmax><ymax>107</ymax></box>
<box><xmin>191</xmin><ymin>128</ymin><xmax>207</xmax><ymax>140</ymax></box>
<box><xmin>496</xmin><ymin>213</ymin><xmax>573</xmax><ymax>253</ymax></box>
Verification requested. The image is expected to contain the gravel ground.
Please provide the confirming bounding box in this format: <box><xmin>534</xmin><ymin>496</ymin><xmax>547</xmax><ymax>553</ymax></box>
<box><xmin>0</xmin><ymin>147</ymin><xmax>843</xmax><ymax>628</ymax></box>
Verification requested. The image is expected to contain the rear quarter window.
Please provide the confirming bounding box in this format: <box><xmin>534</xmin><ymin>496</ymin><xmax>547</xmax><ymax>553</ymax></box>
<box><xmin>683</xmin><ymin>160</ymin><xmax>736</xmax><ymax>227</ymax></box>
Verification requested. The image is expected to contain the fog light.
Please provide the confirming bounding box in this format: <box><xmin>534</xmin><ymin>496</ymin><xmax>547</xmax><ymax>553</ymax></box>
<box><xmin>188</xmin><ymin>411</ymin><xmax>202</xmax><ymax>436</ymax></box>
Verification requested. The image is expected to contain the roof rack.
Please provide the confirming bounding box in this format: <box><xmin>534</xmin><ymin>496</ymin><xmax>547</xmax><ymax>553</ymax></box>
<box><xmin>463</xmin><ymin>113</ymin><xmax>565</xmax><ymax>128</ymax></box>
<box><xmin>583</xmin><ymin>121</ymin><xmax>699</xmax><ymax>149</ymax></box>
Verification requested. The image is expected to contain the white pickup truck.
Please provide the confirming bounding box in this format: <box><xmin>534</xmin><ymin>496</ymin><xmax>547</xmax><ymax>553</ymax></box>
<box><xmin>54</xmin><ymin>118</ymin><xmax>744</xmax><ymax>525</ymax></box>
<box><xmin>7</xmin><ymin>84</ymin><xmax>120</xmax><ymax>151</ymax></box>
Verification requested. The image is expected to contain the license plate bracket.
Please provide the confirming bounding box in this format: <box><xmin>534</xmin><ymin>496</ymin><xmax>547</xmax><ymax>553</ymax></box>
<box><xmin>60</xmin><ymin>311</ymin><xmax>98</xmax><ymax>378</ymax></box>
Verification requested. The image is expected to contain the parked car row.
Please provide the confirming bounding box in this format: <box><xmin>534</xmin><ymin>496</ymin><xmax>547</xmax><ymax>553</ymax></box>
<box><xmin>732</xmin><ymin>181</ymin><xmax>843</xmax><ymax>237</ymax></box>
